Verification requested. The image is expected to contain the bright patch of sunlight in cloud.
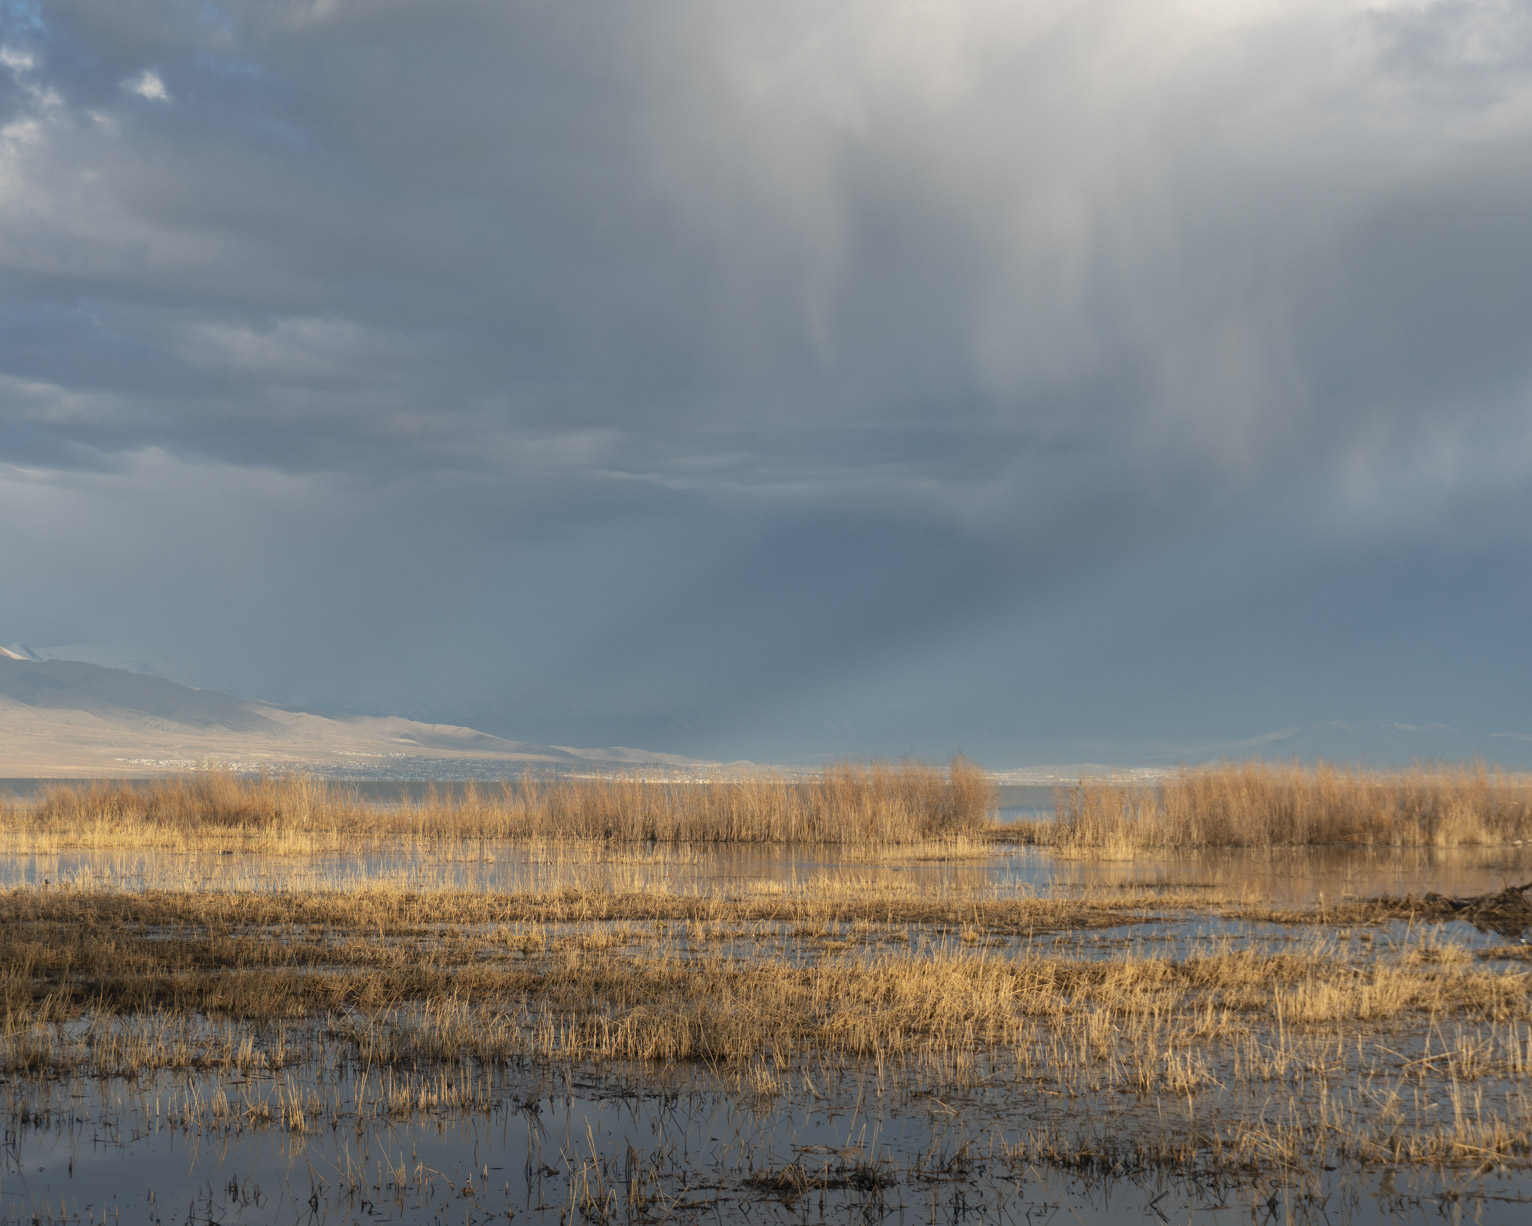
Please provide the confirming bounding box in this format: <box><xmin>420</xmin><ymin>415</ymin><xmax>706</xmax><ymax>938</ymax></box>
<box><xmin>123</xmin><ymin>70</ymin><xmax>170</xmax><ymax>102</ymax></box>
<box><xmin>0</xmin><ymin>45</ymin><xmax>36</xmax><ymax>73</ymax></box>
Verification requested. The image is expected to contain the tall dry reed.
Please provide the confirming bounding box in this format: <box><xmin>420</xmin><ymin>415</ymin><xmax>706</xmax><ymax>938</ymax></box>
<box><xmin>3</xmin><ymin>758</ymin><xmax>994</xmax><ymax>850</ymax></box>
<box><xmin>1053</xmin><ymin>760</ymin><xmax>1532</xmax><ymax>848</ymax></box>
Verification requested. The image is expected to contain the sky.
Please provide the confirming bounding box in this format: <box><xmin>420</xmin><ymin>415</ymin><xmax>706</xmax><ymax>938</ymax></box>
<box><xmin>1</xmin><ymin>0</ymin><xmax>1530</xmax><ymax>764</ymax></box>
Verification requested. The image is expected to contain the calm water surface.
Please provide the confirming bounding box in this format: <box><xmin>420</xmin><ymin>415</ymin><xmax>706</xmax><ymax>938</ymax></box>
<box><xmin>6</xmin><ymin>841</ymin><xmax>1531</xmax><ymax>905</ymax></box>
<box><xmin>7</xmin><ymin>1066</ymin><xmax>1528</xmax><ymax>1225</ymax></box>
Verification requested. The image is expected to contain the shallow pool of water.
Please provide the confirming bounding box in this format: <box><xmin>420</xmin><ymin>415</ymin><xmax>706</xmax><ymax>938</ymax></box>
<box><xmin>6</xmin><ymin>842</ymin><xmax>1531</xmax><ymax>907</ymax></box>
<box><xmin>6</xmin><ymin>1064</ymin><xmax>1529</xmax><ymax>1225</ymax></box>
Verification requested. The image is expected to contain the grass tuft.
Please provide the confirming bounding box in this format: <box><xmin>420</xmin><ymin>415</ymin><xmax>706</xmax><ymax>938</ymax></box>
<box><xmin>1049</xmin><ymin>761</ymin><xmax>1532</xmax><ymax>848</ymax></box>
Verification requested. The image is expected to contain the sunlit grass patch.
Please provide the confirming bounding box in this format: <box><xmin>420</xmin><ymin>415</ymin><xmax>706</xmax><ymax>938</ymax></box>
<box><xmin>1049</xmin><ymin>761</ymin><xmax>1532</xmax><ymax>848</ymax></box>
<box><xmin>0</xmin><ymin>757</ymin><xmax>995</xmax><ymax>851</ymax></box>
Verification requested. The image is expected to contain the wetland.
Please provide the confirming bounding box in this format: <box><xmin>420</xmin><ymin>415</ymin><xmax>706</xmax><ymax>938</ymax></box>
<box><xmin>6</xmin><ymin>762</ymin><xmax>1532</xmax><ymax>1223</ymax></box>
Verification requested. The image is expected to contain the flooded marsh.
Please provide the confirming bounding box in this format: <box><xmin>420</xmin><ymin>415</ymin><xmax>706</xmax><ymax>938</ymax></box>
<box><xmin>8</xmin><ymin>768</ymin><xmax>1532</xmax><ymax>1222</ymax></box>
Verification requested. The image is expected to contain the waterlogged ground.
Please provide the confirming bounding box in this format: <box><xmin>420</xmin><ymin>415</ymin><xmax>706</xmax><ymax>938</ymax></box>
<box><xmin>8</xmin><ymin>837</ymin><xmax>1532</xmax><ymax>1223</ymax></box>
<box><xmin>10</xmin><ymin>1063</ymin><xmax>1532</xmax><ymax>1225</ymax></box>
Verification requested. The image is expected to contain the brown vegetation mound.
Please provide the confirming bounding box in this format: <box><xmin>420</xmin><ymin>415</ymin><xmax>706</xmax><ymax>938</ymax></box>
<box><xmin>1417</xmin><ymin>881</ymin><xmax>1532</xmax><ymax>941</ymax></box>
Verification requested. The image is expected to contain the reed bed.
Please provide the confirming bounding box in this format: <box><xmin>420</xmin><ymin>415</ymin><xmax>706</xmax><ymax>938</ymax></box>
<box><xmin>0</xmin><ymin>758</ymin><xmax>994</xmax><ymax>851</ymax></box>
<box><xmin>1051</xmin><ymin>761</ymin><xmax>1532</xmax><ymax>848</ymax></box>
<box><xmin>0</xmin><ymin>876</ymin><xmax>1186</xmax><ymax>939</ymax></box>
<box><xmin>6</xmin><ymin>879</ymin><xmax>1532</xmax><ymax>1073</ymax></box>
<box><xmin>10</xmin><ymin>871</ymin><xmax>1532</xmax><ymax>1193</ymax></box>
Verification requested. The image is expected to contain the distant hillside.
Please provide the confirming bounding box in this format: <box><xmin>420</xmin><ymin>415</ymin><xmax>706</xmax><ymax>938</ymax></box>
<box><xmin>1208</xmin><ymin>721</ymin><xmax>1532</xmax><ymax>768</ymax></box>
<box><xmin>0</xmin><ymin>648</ymin><xmax>710</xmax><ymax>778</ymax></box>
<box><xmin>997</xmin><ymin>721</ymin><xmax>1532</xmax><ymax>778</ymax></box>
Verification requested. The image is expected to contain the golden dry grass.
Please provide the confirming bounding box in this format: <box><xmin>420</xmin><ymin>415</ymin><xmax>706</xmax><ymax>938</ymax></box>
<box><xmin>14</xmin><ymin>761</ymin><xmax>1532</xmax><ymax>1188</ymax></box>
<box><xmin>1050</xmin><ymin>761</ymin><xmax>1532</xmax><ymax>848</ymax></box>
<box><xmin>0</xmin><ymin>757</ymin><xmax>995</xmax><ymax>851</ymax></box>
<box><xmin>4</xmin><ymin>876</ymin><xmax>1530</xmax><ymax>1068</ymax></box>
<box><xmin>10</xmin><ymin>869</ymin><xmax>1532</xmax><ymax>1179</ymax></box>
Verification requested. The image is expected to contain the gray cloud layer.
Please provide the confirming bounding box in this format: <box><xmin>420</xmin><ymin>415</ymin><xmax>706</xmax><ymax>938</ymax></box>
<box><xmin>1</xmin><ymin>0</ymin><xmax>1530</xmax><ymax>760</ymax></box>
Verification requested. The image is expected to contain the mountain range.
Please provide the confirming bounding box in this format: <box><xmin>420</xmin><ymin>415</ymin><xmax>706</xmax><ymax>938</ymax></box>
<box><xmin>0</xmin><ymin>646</ymin><xmax>710</xmax><ymax>778</ymax></box>
<box><xmin>3</xmin><ymin>643</ymin><xmax>1526</xmax><ymax>778</ymax></box>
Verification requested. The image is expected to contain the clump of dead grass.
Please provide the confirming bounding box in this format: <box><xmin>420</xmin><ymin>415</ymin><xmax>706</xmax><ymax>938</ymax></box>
<box><xmin>1050</xmin><ymin>761</ymin><xmax>1532</xmax><ymax>849</ymax></box>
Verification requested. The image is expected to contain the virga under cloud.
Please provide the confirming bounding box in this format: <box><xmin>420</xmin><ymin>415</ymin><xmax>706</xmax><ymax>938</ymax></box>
<box><xmin>1</xmin><ymin>0</ymin><xmax>1529</xmax><ymax>761</ymax></box>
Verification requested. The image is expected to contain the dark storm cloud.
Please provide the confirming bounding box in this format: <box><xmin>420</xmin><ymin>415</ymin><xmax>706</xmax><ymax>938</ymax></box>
<box><xmin>7</xmin><ymin>0</ymin><xmax>1529</xmax><ymax>484</ymax></box>
<box><xmin>1</xmin><ymin>0</ymin><xmax>1530</xmax><ymax>759</ymax></box>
